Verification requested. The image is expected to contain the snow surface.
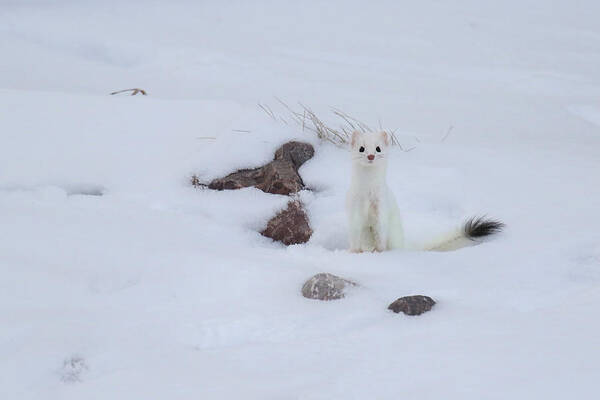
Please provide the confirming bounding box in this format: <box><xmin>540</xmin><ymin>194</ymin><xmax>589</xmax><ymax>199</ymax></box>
<box><xmin>1</xmin><ymin>1</ymin><xmax>600</xmax><ymax>399</ymax></box>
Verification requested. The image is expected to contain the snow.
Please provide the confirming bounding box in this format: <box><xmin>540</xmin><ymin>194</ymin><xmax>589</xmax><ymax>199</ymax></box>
<box><xmin>1</xmin><ymin>1</ymin><xmax>600</xmax><ymax>399</ymax></box>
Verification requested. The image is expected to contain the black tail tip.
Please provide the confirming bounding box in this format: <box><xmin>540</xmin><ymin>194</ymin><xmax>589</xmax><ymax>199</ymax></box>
<box><xmin>464</xmin><ymin>216</ymin><xmax>504</xmax><ymax>239</ymax></box>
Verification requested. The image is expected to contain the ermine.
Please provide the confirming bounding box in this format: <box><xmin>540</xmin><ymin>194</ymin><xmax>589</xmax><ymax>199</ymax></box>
<box><xmin>346</xmin><ymin>130</ymin><xmax>503</xmax><ymax>253</ymax></box>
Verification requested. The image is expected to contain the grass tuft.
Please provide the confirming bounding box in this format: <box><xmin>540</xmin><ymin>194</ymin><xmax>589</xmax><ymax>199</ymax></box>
<box><xmin>258</xmin><ymin>100</ymin><xmax>406</xmax><ymax>148</ymax></box>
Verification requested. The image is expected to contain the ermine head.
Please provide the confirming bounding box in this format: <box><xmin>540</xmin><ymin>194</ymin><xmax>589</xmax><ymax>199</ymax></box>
<box><xmin>350</xmin><ymin>130</ymin><xmax>390</xmax><ymax>167</ymax></box>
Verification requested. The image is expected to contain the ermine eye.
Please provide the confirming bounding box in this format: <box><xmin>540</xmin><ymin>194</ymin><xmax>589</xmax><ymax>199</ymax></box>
<box><xmin>376</xmin><ymin>146</ymin><xmax>381</xmax><ymax>152</ymax></box>
<box><xmin>359</xmin><ymin>146</ymin><xmax>365</xmax><ymax>153</ymax></box>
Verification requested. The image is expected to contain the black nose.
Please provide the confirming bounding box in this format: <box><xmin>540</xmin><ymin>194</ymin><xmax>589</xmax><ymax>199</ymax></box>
<box><xmin>367</xmin><ymin>154</ymin><xmax>375</xmax><ymax>161</ymax></box>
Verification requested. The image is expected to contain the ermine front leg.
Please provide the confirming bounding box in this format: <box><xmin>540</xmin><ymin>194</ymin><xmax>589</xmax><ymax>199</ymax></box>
<box><xmin>366</xmin><ymin>193</ymin><xmax>387</xmax><ymax>252</ymax></box>
<box><xmin>349</xmin><ymin>231</ymin><xmax>363</xmax><ymax>253</ymax></box>
<box><xmin>348</xmin><ymin>212</ymin><xmax>364</xmax><ymax>253</ymax></box>
<box><xmin>372</xmin><ymin>218</ymin><xmax>388</xmax><ymax>252</ymax></box>
<box><xmin>373</xmin><ymin>231</ymin><xmax>387</xmax><ymax>252</ymax></box>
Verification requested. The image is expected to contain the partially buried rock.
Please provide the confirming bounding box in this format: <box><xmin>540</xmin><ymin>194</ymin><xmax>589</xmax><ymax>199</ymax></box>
<box><xmin>388</xmin><ymin>295</ymin><xmax>436</xmax><ymax>316</ymax></box>
<box><xmin>207</xmin><ymin>141</ymin><xmax>314</xmax><ymax>195</ymax></box>
<box><xmin>302</xmin><ymin>273</ymin><xmax>357</xmax><ymax>301</ymax></box>
<box><xmin>273</xmin><ymin>141</ymin><xmax>314</xmax><ymax>169</ymax></box>
<box><xmin>261</xmin><ymin>201</ymin><xmax>312</xmax><ymax>245</ymax></box>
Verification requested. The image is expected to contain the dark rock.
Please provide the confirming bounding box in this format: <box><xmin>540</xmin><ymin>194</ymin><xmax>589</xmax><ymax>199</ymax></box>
<box><xmin>274</xmin><ymin>141</ymin><xmax>315</xmax><ymax>169</ymax></box>
<box><xmin>207</xmin><ymin>141</ymin><xmax>314</xmax><ymax>195</ymax></box>
<box><xmin>388</xmin><ymin>295</ymin><xmax>436</xmax><ymax>316</ymax></box>
<box><xmin>261</xmin><ymin>201</ymin><xmax>312</xmax><ymax>245</ymax></box>
<box><xmin>208</xmin><ymin>166</ymin><xmax>267</xmax><ymax>191</ymax></box>
<box><xmin>254</xmin><ymin>159</ymin><xmax>304</xmax><ymax>195</ymax></box>
<box><xmin>301</xmin><ymin>273</ymin><xmax>357</xmax><ymax>301</ymax></box>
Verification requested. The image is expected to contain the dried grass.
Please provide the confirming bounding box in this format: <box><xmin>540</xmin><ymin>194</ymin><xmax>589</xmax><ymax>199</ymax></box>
<box><xmin>110</xmin><ymin>88</ymin><xmax>147</xmax><ymax>96</ymax></box>
<box><xmin>258</xmin><ymin>99</ymin><xmax>404</xmax><ymax>148</ymax></box>
<box><xmin>190</xmin><ymin>175</ymin><xmax>207</xmax><ymax>188</ymax></box>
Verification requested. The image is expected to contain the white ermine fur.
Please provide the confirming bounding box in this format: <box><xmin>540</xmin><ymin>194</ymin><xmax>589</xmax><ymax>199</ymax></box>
<box><xmin>346</xmin><ymin>130</ymin><xmax>503</xmax><ymax>253</ymax></box>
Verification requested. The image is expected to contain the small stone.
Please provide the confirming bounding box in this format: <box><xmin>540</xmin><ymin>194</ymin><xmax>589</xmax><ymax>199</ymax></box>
<box><xmin>301</xmin><ymin>273</ymin><xmax>356</xmax><ymax>301</ymax></box>
<box><xmin>388</xmin><ymin>295</ymin><xmax>436</xmax><ymax>315</ymax></box>
<box><xmin>261</xmin><ymin>201</ymin><xmax>312</xmax><ymax>245</ymax></box>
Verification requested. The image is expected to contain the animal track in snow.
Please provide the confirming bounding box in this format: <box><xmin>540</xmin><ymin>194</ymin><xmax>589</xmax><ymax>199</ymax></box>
<box><xmin>0</xmin><ymin>183</ymin><xmax>105</xmax><ymax>197</ymax></box>
<box><xmin>61</xmin><ymin>183</ymin><xmax>105</xmax><ymax>196</ymax></box>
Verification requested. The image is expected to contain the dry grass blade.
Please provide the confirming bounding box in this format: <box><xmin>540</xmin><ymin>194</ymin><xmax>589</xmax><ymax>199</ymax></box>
<box><xmin>441</xmin><ymin>125</ymin><xmax>454</xmax><ymax>142</ymax></box>
<box><xmin>332</xmin><ymin>108</ymin><xmax>371</xmax><ymax>133</ymax></box>
<box><xmin>190</xmin><ymin>175</ymin><xmax>208</xmax><ymax>188</ymax></box>
<box><xmin>110</xmin><ymin>88</ymin><xmax>147</xmax><ymax>96</ymax></box>
<box><xmin>258</xmin><ymin>103</ymin><xmax>277</xmax><ymax>120</ymax></box>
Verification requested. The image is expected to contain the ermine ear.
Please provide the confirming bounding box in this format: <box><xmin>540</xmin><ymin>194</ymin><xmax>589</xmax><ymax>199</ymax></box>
<box><xmin>380</xmin><ymin>131</ymin><xmax>390</xmax><ymax>146</ymax></box>
<box><xmin>351</xmin><ymin>130</ymin><xmax>361</xmax><ymax>147</ymax></box>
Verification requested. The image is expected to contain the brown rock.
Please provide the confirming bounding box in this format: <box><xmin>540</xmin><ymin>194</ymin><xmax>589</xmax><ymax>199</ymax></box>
<box><xmin>208</xmin><ymin>165</ymin><xmax>265</xmax><ymax>191</ymax></box>
<box><xmin>274</xmin><ymin>141</ymin><xmax>315</xmax><ymax>169</ymax></box>
<box><xmin>254</xmin><ymin>159</ymin><xmax>304</xmax><ymax>195</ymax></box>
<box><xmin>207</xmin><ymin>141</ymin><xmax>314</xmax><ymax>195</ymax></box>
<box><xmin>261</xmin><ymin>201</ymin><xmax>312</xmax><ymax>245</ymax></box>
<box><xmin>301</xmin><ymin>273</ymin><xmax>356</xmax><ymax>301</ymax></box>
<box><xmin>388</xmin><ymin>295</ymin><xmax>436</xmax><ymax>316</ymax></box>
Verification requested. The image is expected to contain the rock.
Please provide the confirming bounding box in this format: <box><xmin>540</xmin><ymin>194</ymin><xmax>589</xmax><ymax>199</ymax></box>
<box><xmin>261</xmin><ymin>201</ymin><xmax>312</xmax><ymax>245</ymax></box>
<box><xmin>302</xmin><ymin>273</ymin><xmax>356</xmax><ymax>300</ymax></box>
<box><xmin>255</xmin><ymin>159</ymin><xmax>304</xmax><ymax>195</ymax></box>
<box><xmin>207</xmin><ymin>166</ymin><xmax>262</xmax><ymax>191</ymax></box>
<box><xmin>207</xmin><ymin>141</ymin><xmax>314</xmax><ymax>195</ymax></box>
<box><xmin>388</xmin><ymin>295</ymin><xmax>436</xmax><ymax>316</ymax></box>
<box><xmin>274</xmin><ymin>141</ymin><xmax>315</xmax><ymax>169</ymax></box>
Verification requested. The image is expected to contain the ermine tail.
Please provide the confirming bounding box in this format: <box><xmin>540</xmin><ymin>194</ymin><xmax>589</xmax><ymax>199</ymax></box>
<box><xmin>424</xmin><ymin>216</ymin><xmax>504</xmax><ymax>252</ymax></box>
